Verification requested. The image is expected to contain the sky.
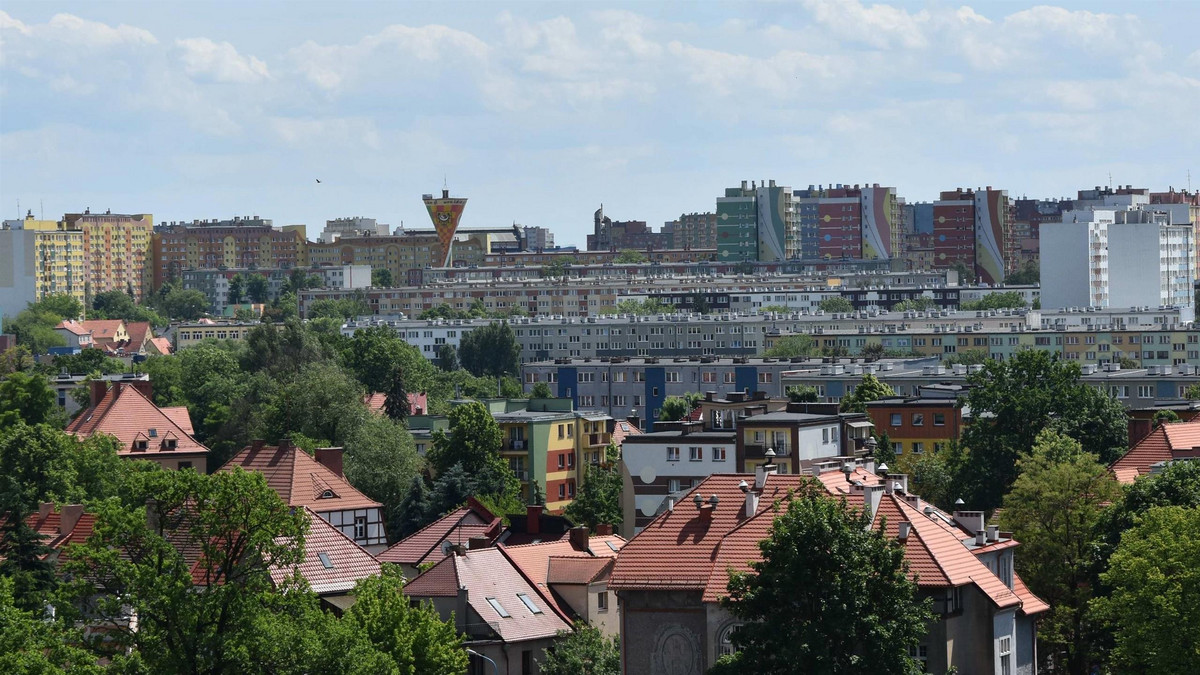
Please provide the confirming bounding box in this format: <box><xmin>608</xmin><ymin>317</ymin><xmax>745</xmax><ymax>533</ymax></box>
<box><xmin>2</xmin><ymin>1</ymin><xmax>1198</xmax><ymax>248</ymax></box>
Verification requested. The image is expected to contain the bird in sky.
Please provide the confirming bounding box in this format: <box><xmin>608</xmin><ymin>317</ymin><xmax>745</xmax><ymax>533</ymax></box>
<box><xmin>315</xmin><ymin>178</ymin><xmax>322</xmax><ymax>183</ymax></box>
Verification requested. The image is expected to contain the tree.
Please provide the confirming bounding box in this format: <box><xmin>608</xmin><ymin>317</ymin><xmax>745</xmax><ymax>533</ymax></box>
<box><xmin>529</xmin><ymin>381</ymin><xmax>554</xmax><ymax>399</ymax></box>
<box><xmin>957</xmin><ymin>350</ymin><xmax>1126</xmax><ymax>511</ymax></box>
<box><xmin>891</xmin><ymin>297</ymin><xmax>937</xmax><ymax>312</ymax></box>
<box><xmin>58</xmin><ymin>468</ymin><xmax>311</xmax><ymax>673</ymax></box>
<box><xmin>941</xmin><ymin>348</ymin><xmax>988</xmax><ymax>366</ymax></box>
<box><xmin>246</xmin><ymin>273</ymin><xmax>270</xmax><ymax>304</ymax></box>
<box><xmin>383</xmin><ymin>367</ymin><xmax>410</xmax><ymax>421</ymax></box>
<box><xmin>344</xmin><ymin>325</ymin><xmax>412</xmax><ymax>394</ymax></box>
<box><xmin>0</xmin><ymin>577</ymin><xmax>103</xmax><ymax>675</ymax></box>
<box><xmin>2</xmin><ymin>306</ymin><xmax>67</xmax><ymax>355</ymax></box>
<box><xmin>457</xmin><ymin>323</ymin><xmax>520</xmax><ymax>379</ymax></box>
<box><xmin>859</xmin><ymin>343</ymin><xmax>886</xmax><ymax>360</ymax></box>
<box><xmin>0</xmin><ymin>371</ymin><xmax>60</xmax><ymax>427</ymax></box>
<box><xmin>870</xmin><ymin>430</ymin><xmax>895</xmax><ymax>470</ymax></box>
<box><xmin>761</xmin><ymin>304</ymin><xmax>792</xmax><ymax>314</ymax></box>
<box><xmin>950</xmin><ymin>260</ymin><xmax>976</xmax><ymax>284</ymax></box>
<box><xmin>308</xmin><ymin>297</ymin><xmax>370</xmax><ymax>320</ymax></box>
<box><xmin>762</xmin><ymin>334</ymin><xmax>817</xmax><ymax>359</ymax></box>
<box><xmin>1094</xmin><ymin>460</ymin><xmax>1200</xmax><ymax>576</ymax></box>
<box><xmin>343</xmin><ymin>415</ymin><xmax>422</xmax><ymax>543</ymax></box>
<box><xmin>657</xmin><ymin>396</ymin><xmax>693</xmax><ymax>421</ymax></box>
<box><xmin>786</xmin><ymin>385</ymin><xmax>819</xmax><ymax>403</ymax></box>
<box><xmin>838</xmin><ymin>373</ymin><xmax>894</xmax><ymax>413</ymax></box>
<box><xmin>341</xmin><ymin>566</ymin><xmax>468</xmax><ymax>675</ymax></box>
<box><xmin>428</xmin><ymin>402</ymin><xmax>504</xmax><ymax>476</ymax></box>
<box><xmin>161</xmin><ymin>287</ymin><xmax>209</xmax><ymax>320</ymax></box>
<box><xmin>818</xmin><ymin>296</ymin><xmax>854</xmax><ymax>314</ymax></box>
<box><xmin>539</xmin><ymin>622</ymin><xmax>620</xmax><ymax>675</ymax></box>
<box><xmin>1006</xmin><ymin>260</ymin><xmax>1040</xmax><ymax>285</ymax></box>
<box><xmin>904</xmin><ymin>444</ymin><xmax>962</xmax><ymax>512</ymax></box>
<box><xmin>52</xmin><ymin>347</ymin><xmax>126</xmax><ymax>375</ymax></box>
<box><xmin>228</xmin><ymin>273</ymin><xmax>245</xmax><ymax>305</ymax></box>
<box><xmin>435</xmin><ymin>343</ymin><xmax>459</xmax><ymax>372</ymax></box>
<box><xmin>1091</xmin><ymin>506</ymin><xmax>1200</xmax><ymax>674</ymax></box>
<box><xmin>1185</xmin><ymin>383</ymin><xmax>1200</xmax><ymax>400</ymax></box>
<box><xmin>395</xmin><ymin>475</ymin><xmax>433</xmax><ymax>540</ymax></box>
<box><xmin>1</xmin><ymin>345</ymin><xmax>36</xmax><ymax>375</ymax></box>
<box><xmin>564</xmin><ymin>449</ymin><xmax>622</xmax><ymax>530</ymax></box>
<box><xmin>542</xmin><ymin>257</ymin><xmax>574</xmax><ymax>279</ymax></box>
<box><xmin>92</xmin><ymin>288</ymin><xmax>137</xmax><ymax>318</ymax></box>
<box><xmin>257</xmin><ymin>362</ymin><xmax>368</xmax><ymax>446</ymax></box>
<box><xmin>371</xmin><ymin>268</ymin><xmax>393</xmax><ymax>287</ymax></box>
<box><xmin>998</xmin><ymin>430</ymin><xmax>1121</xmax><ymax>675</ymax></box>
<box><xmin>713</xmin><ymin>481</ymin><xmax>931</xmax><ymax>674</ymax></box>
<box><xmin>960</xmin><ymin>291</ymin><xmax>1027</xmax><ymax>311</ymax></box>
<box><xmin>614</xmin><ymin>249</ymin><xmax>648</xmax><ymax>264</ymax></box>
<box><xmin>0</xmin><ymin>492</ymin><xmax>57</xmax><ymax>612</ymax></box>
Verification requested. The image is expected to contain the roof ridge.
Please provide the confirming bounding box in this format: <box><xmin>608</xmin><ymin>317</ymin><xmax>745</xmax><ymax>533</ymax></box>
<box><xmin>377</xmin><ymin>506</ymin><xmax>469</xmax><ymax>557</ymax></box>
<box><xmin>892</xmin><ymin>497</ymin><xmax>955</xmax><ymax>585</ymax></box>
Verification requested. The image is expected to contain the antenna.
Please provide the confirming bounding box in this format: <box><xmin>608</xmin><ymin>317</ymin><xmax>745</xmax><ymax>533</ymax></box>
<box><xmin>1108</xmin><ymin>172</ymin><xmax>1112</xmax><ymax>190</ymax></box>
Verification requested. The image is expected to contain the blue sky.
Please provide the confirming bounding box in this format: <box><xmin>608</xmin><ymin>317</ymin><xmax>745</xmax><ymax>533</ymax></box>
<box><xmin>2</xmin><ymin>1</ymin><xmax>1197</xmax><ymax>247</ymax></box>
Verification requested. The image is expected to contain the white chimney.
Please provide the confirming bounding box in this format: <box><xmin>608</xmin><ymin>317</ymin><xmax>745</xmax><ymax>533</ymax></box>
<box><xmin>987</xmin><ymin>524</ymin><xmax>999</xmax><ymax>542</ymax></box>
<box><xmin>898</xmin><ymin>522</ymin><xmax>911</xmax><ymax>541</ymax></box>
<box><xmin>975</xmin><ymin>530</ymin><xmax>986</xmax><ymax>546</ymax></box>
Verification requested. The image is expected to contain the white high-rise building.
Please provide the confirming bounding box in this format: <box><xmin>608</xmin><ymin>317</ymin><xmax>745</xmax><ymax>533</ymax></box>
<box><xmin>1041</xmin><ymin>208</ymin><xmax>1194</xmax><ymax>320</ymax></box>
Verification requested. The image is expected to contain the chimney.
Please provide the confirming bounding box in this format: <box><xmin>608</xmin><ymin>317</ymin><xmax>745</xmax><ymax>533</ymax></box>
<box><xmin>278</xmin><ymin>438</ymin><xmax>294</xmax><ymax>452</ymax></box>
<box><xmin>898</xmin><ymin>521</ymin><xmax>911</xmax><ymax>542</ymax></box>
<box><xmin>38</xmin><ymin>502</ymin><xmax>54</xmax><ymax>521</ymax></box>
<box><xmin>451</xmin><ymin>543</ymin><xmax>468</xmax><ymax>556</ymax></box>
<box><xmin>89</xmin><ymin>380</ymin><xmax>109</xmax><ymax>408</ymax></box>
<box><xmin>863</xmin><ymin>457</ymin><xmax>876</xmax><ymax>474</ymax></box>
<box><xmin>975</xmin><ymin>530</ymin><xmax>986</xmax><ymax>546</ymax></box>
<box><xmin>60</xmin><ymin>505</ymin><xmax>84</xmax><ymax>535</ymax></box>
<box><xmin>569</xmin><ymin>525</ymin><xmax>590</xmax><ymax>551</ymax></box>
<box><xmin>251</xmin><ymin>439</ymin><xmax>265</xmax><ymax>452</ymax></box>
<box><xmin>468</xmin><ymin>535</ymin><xmax>491</xmax><ymax>550</ymax></box>
<box><xmin>953</xmin><ymin>510</ymin><xmax>985</xmax><ymax>535</ymax></box>
<box><xmin>314</xmin><ymin>447</ymin><xmax>345</xmax><ymax>477</ymax></box>
<box><xmin>754</xmin><ymin>463</ymin><xmax>777</xmax><ymax>490</ymax></box>
<box><xmin>986</xmin><ymin>524</ymin><xmax>999</xmax><ymax>542</ymax></box>
<box><xmin>886</xmin><ymin>473</ymin><xmax>908</xmax><ymax>494</ymax></box>
<box><xmin>595</xmin><ymin>523</ymin><xmax>613</xmax><ymax>536</ymax></box>
<box><xmin>526</xmin><ymin>504</ymin><xmax>543</xmax><ymax>535</ymax></box>
<box><xmin>130</xmin><ymin>380</ymin><xmax>153</xmax><ymax>401</ymax></box>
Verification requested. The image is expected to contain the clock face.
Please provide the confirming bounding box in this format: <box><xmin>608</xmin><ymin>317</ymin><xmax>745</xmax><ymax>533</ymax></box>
<box><xmin>437</xmin><ymin>212</ymin><xmax>451</xmax><ymax>223</ymax></box>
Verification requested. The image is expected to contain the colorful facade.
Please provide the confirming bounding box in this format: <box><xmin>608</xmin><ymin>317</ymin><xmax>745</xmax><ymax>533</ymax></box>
<box><xmin>793</xmin><ymin>184</ymin><xmax>900</xmax><ymax>262</ymax></box>
<box><xmin>423</xmin><ymin>188</ymin><xmax>467</xmax><ymax>267</ymax></box>
<box><xmin>932</xmin><ymin>187</ymin><xmax>1012</xmax><ymax>284</ymax></box>
<box><xmin>150</xmin><ymin>217</ymin><xmax>307</xmax><ymax>289</ymax></box>
<box><xmin>0</xmin><ymin>214</ymin><xmax>86</xmax><ymax>314</ymax></box>
<box><xmin>63</xmin><ymin>210</ymin><xmax>154</xmax><ymax>301</ymax></box>
<box><xmin>717</xmin><ymin>180</ymin><xmax>795</xmax><ymax>262</ymax></box>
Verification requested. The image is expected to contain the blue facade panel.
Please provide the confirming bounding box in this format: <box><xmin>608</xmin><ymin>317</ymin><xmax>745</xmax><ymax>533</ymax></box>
<box><xmin>735</xmin><ymin>366</ymin><xmax>757</xmax><ymax>395</ymax></box>
<box><xmin>827</xmin><ymin>381</ymin><xmax>846</xmax><ymax>398</ymax></box>
<box><xmin>1158</xmin><ymin>381</ymin><xmax>1177</xmax><ymax>399</ymax></box>
<box><xmin>645</xmin><ymin>367</ymin><xmax>666</xmax><ymax>431</ymax></box>
<box><xmin>557</xmin><ymin>367</ymin><xmax>578</xmax><ymax>408</ymax></box>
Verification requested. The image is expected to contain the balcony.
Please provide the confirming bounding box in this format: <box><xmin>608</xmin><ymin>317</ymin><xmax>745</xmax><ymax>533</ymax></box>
<box><xmin>588</xmin><ymin>433</ymin><xmax>610</xmax><ymax>447</ymax></box>
<box><xmin>744</xmin><ymin>443</ymin><xmax>791</xmax><ymax>458</ymax></box>
<box><xmin>506</xmin><ymin>439</ymin><xmax>527</xmax><ymax>451</ymax></box>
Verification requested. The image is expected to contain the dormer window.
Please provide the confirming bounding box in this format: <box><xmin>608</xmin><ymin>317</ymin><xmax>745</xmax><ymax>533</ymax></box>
<box><xmin>133</xmin><ymin>440</ymin><xmax>148</xmax><ymax>451</ymax></box>
<box><xmin>161</xmin><ymin>439</ymin><xmax>177</xmax><ymax>450</ymax></box>
<box><xmin>319</xmin><ymin>489</ymin><xmax>335</xmax><ymax>499</ymax></box>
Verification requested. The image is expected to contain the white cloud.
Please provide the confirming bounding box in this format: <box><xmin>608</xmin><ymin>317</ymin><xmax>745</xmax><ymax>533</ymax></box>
<box><xmin>177</xmin><ymin>38</ymin><xmax>269</xmax><ymax>84</ymax></box>
<box><xmin>269</xmin><ymin>116</ymin><xmax>381</xmax><ymax>150</ymax></box>
<box><xmin>40</xmin><ymin>12</ymin><xmax>157</xmax><ymax>47</ymax></box>
<box><xmin>799</xmin><ymin>0</ymin><xmax>931</xmax><ymax>50</ymax></box>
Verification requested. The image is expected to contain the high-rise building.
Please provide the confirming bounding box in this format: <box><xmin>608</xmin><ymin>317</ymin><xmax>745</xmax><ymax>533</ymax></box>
<box><xmin>792</xmin><ymin>184</ymin><xmax>900</xmax><ymax>262</ymax></box>
<box><xmin>716</xmin><ymin>180</ymin><xmax>796</xmax><ymax>262</ymax></box>
<box><xmin>587</xmin><ymin>205</ymin><xmax>671</xmax><ymax>251</ymax></box>
<box><xmin>668</xmin><ymin>212</ymin><xmax>717</xmax><ymax>250</ymax></box>
<box><xmin>1150</xmin><ymin>188</ymin><xmax>1200</xmax><ymax>280</ymax></box>
<box><xmin>63</xmin><ymin>210</ymin><xmax>153</xmax><ymax>301</ymax></box>
<box><xmin>521</xmin><ymin>225</ymin><xmax>555</xmax><ymax>251</ymax></box>
<box><xmin>1040</xmin><ymin>208</ymin><xmax>1194</xmax><ymax>318</ymax></box>
<box><xmin>931</xmin><ymin>187</ymin><xmax>1011</xmax><ymax>284</ymax></box>
<box><xmin>0</xmin><ymin>213</ymin><xmax>86</xmax><ymax>319</ymax></box>
<box><xmin>1010</xmin><ymin>198</ymin><xmax>1069</xmax><ymax>270</ymax></box>
<box><xmin>150</xmin><ymin>216</ymin><xmax>308</xmax><ymax>289</ymax></box>
<box><xmin>318</xmin><ymin>217</ymin><xmax>389</xmax><ymax>243</ymax></box>
<box><xmin>423</xmin><ymin>188</ymin><xmax>467</xmax><ymax>267</ymax></box>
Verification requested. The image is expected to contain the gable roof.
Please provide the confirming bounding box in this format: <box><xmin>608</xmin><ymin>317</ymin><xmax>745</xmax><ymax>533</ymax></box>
<box><xmin>54</xmin><ymin>320</ymin><xmax>90</xmax><ymax>336</ymax></box>
<box><xmin>219</xmin><ymin>443</ymin><xmax>381</xmax><ymax>511</ymax></box>
<box><xmin>364</xmin><ymin>391</ymin><xmax>430</xmax><ymax>417</ymax></box>
<box><xmin>375</xmin><ymin>498</ymin><xmax>501</xmax><ymax>566</ymax></box>
<box><xmin>611</xmin><ymin>419</ymin><xmax>643</xmax><ymax>446</ymax></box>
<box><xmin>18</xmin><ymin>504</ymin><xmax>96</xmax><ymax>559</ymax></box>
<box><xmin>546</xmin><ymin>556</ymin><xmax>614</xmax><ymax>586</ymax></box>
<box><xmin>501</xmin><ymin>535</ymin><xmax>624</xmax><ymax>616</ymax></box>
<box><xmin>1110</xmin><ymin>420</ymin><xmax>1200</xmax><ymax>483</ymax></box>
<box><xmin>406</xmin><ymin>546</ymin><xmax>573</xmax><ymax>643</ymax></box>
<box><xmin>66</xmin><ymin>382</ymin><xmax>208</xmax><ymax>458</ymax></box>
<box><xmin>79</xmin><ymin>320</ymin><xmax>125</xmax><ymax>341</ymax></box>
<box><xmin>124</xmin><ymin>321</ymin><xmax>152</xmax><ymax>349</ymax></box>
<box><xmin>147</xmin><ymin>336</ymin><xmax>173</xmax><ymax>355</ymax></box>
<box><xmin>613</xmin><ymin>470</ymin><xmax>1032</xmax><ymax>613</ymax></box>
<box><xmin>270</xmin><ymin>507</ymin><xmax>381</xmax><ymax>595</ymax></box>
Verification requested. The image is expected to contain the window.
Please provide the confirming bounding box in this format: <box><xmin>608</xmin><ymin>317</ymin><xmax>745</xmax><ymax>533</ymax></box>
<box><xmin>516</xmin><ymin>593</ymin><xmax>543</xmax><ymax>614</ymax></box>
<box><xmin>354</xmin><ymin>515</ymin><xmax>367</xmax><ymax>540</ymax></box>
<box><xmin>933</xmin><ymin>413</ymin><xmax>945</xmax><ymax>426</ymax></box>
<box><xmin>568</xmin><ymin>482</ymin><xmax>576</xmax><ymax>498</ymax></box>
<box><xmin>522</xmin><ymin>650</ymin><xmax>532</xmax><ymax>675</ymax></box>
<box><xmin>713</xmin><ymin>447</ymin><xmax>727</xmax><ymax>461</ymax></box>
<box><xmin>999</xmin><ymin>554</ymin><xmax>1012</xmax><ymax>588</ymax></box>
<box><xmin>894</xmin><ymin>442</ymin><xmax>903</xmax><ymax>455</ymax></box>
<box><xmin>557</xmin><ymin>454</ymin><xmax>565</xmax><ymax>469</ymax></box>
<box><xmin>822</xmin><ymin>428</ymin><xmax>830</xmax><ymax>444</ymax></box>
<box><xmin>486</xmin><ymin>597</ymin><xmax>510</xmax><ymax>618</ymax></box>
<box><xmin>667</xmin><ymin>447</ymin><xmax>680</xmax><ymax>462</ymax></box>
<box><xmin>178</xmin><ymin>461</ymin><xmax>192</xmax><ymax>471</ymax></box>
<box><xmin>912</xmin><ymin>442</ymin><xmax>924</xmax><ymax>454</ymax></box>
<box><xmin>718</xmin><ymin>624</ymin><xmax>741</xmax><ymax>657</ymax></box>
<box><xmin>890</xmin><ymin>413</ymin><xmax>902</xmax><ymax>426</ymax></box>
<box><xmin>999</xmin><ymin>636</ymin><xmax>1012</xmax><ymax>675</ymax></box>
<box><xmin>317</xmin><ymin>552</ymin><xmax>334</xmax><ymax>569</ymax></box>
<box><xmin>911</xmin><ymin>413</ymin><xmax>924</xmax><ymax>426</ymax></box>
<box><xmin>558</xmin><ymin>484</ymin><xmax>566</xmax><ymax>499</ymax></box>
<box><xmin>689</xmin><ymin>447</ymin><xmax>703</xmax><ymax>461</ymax></box>
<box><xmin>558</xmin><ymin>424</ymin><xmax>565</xmax><ymax>439</ymax></box>
<box><xmin>597</xmin><ymin>591</ymin><xmax>609</xmax><ymax>611</ymax></box>
<box><xmin>908</xmin><ymin>645</ymin><xmax>928</xmax><ymax>669</ymax></box>
<box><xmin>668</xmin><ymin>478</ymin><xmax>680</xmax><ymax>492</ymax></box>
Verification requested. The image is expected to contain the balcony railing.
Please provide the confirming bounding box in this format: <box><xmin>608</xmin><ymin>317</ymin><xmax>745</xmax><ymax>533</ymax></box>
<box><xmin>744</xmin><ymin>443</ymin><xmax>792</xmax><ymax>457</ymax></box>
<box><xmin>507</xmin><ymin>440</ymin><xmax>526</xmax><ymax>451</ymax></box>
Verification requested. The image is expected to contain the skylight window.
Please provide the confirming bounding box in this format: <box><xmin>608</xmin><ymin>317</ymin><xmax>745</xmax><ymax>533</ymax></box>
<box><xmin>148</xmin><ymin>428</ymin><xmax>157</xmax><ymax>437</ymax></box>
<box><xmin>517</xmin><ymin>593</ymin><xmax>543</xmax><ymax>614</ymax></box>
<box><xmin>606</xmin><ymin>541</ymin><xmax>621</xmax><ymax>553</ymax></box>
<box><xmin>317</xmin><ymin>552</ymin><xmax>334</xmax><ymax>569</ymax></box>
<box><xmin>486</xmin><ymin>597</ymin><xmax>510</xmax><ymax>618</ymax></box>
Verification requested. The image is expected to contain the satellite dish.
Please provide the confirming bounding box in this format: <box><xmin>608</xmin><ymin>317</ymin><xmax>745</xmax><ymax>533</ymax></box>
<box><xmin>441</xmin><ymin>540</ymin><xmax>454</xmax><ymax>556</ymax></box>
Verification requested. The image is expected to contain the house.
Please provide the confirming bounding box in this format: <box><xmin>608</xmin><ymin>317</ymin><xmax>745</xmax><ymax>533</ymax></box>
<box><xmin>270</xmin><ymin>506</ymin><xmax>381</xmax><ymax>613</ymax></box>
<box><xmin>146</xmin><ymin>336</ymin><xmax>172</xmax><ymax>356</ymax></box>
<box><xmin>219</xmin><ymin>441</ymin><xmax>387</xmax><ymax>553</ymax></box>
<box><xmin>609</xmin><ymin>462</ymin><xmax>1048</xmax><ymax>675</ymax></box>
<box><xmin>66</xmin><ymin>380</ymin><xmax>209</xmax><ymax>472</ymax></box>
<box><xmin>20</xmin><ymin>503</ymin><xmax>97</xmax><ymax>565</ymax></box>
<box><xmin>79</xmin><ymin>320</ymin><xmax>129</xmax><ymax>353</ymax></box>
<box><xmin>502</xmin><ymin>526</ymin><xmax>625</xmax><ymax>639</ymax></box>
<box><xmin>1110</xmin><ymin>419</ymin><xmax>1200</xmax><ymax>483</ymax></box>
<box><xmin>362</xmin><ymin>391</ymin><xmax>429</xmax><ymax>417</ymax></box>
<box><xmin>49</xmin><ymin>372</ymin><xmax>148</xmax><ymax>417</ymax></box>
<box><xmin>122</xmin><ymin>321</ymin><xmax>153</xmax><ymax>355</ymax></box>
<box><xmin>53</xmin><ymin>319</ymin><xmax>93</xmax><ymax>351</ymax></box>
<box><xmin>866</xmin><ymin>392</ymin><xmax>964</xmax><ymax>466</ymax></box>
<box><xmin>375</xmin><ymin>497</ymin><xmax>503</xmax><ymax>578</ymax></box>
<box><xmin>404</xmin><ymin>545</ymin><xmax>574</xmax><ymax>675</ymax></box>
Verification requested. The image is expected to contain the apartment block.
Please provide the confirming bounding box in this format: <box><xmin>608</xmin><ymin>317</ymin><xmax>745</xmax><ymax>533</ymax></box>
<box><xmin>717</xmin><ymin>180</ymin><xmax>796</xmax><ymax>262</ymax></box>
<box><xmin>793</xmin><ymin>184</ymin><xmax>901</xmax><ymax>262</ymax></box>
<box><xmin>1</xmin><ymin>214</ymin><xmax>86</xmax><ymax>320</ymax></box>
<box><xmin>151</xmin><ymin>216</ymin><xmax>307</xmax><ymax>289</ymax></box>
<box><xmin>932</xmin><ymin>187</ymin><xmax>1011</xmax><ymax>284</ymax></box>
<box><xmin>63</xmin><ymin>210</ymin><xmax>153</xmax><ymax>300</ymax></box>
<box><xmin>588</xmin><ymin>205</ymin><xmax>671</xmax><ymax>252</ymax></box>
<box><xmin>668</xmin><ymin>212</ymin><xmax>718</xmax><ymax>250</ymax></box>
<box><xmin>318</xmin><ymin>216</ymin><xmax>389</xmax><ymax>244</ymax></box>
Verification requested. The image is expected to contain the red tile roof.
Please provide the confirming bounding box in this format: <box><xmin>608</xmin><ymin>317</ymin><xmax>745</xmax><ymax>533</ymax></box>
<box><xmin>1110</xmin><ymin>420</ymin><xmax>1200</xmax><ymax>483</ymax></box>
<box><xmin>55</xmin><ymin>320</ymin><xmax>90</xmax><ymax>336</ymax></box>
<box><xmin>406</xmin><ymin>547</ymin><xmax>573</xmax><ymax>642</ymax></box>
<box><xmin>124</xmin><ymin>321</ymin><xmax>152</xmax><ymax>350</ymax></box>
<box><xmin>613</xmin><ymin>470</ymin><xmax>1033</xmax><ymax>613</ymax></box>
<box><xmin>19</xmin><ymin>505</ymin><xmax>96</xmax><ymax>557</ymax></box>
<box><xmin>364</xmin><ymin>392</ymin><xmax>430</xmax><ymax>416</ymax></box>
<box><xmin>402</xmin><ymin>553</ymin><xmax>460</xmax><ymax>596</ymax></box>
<box><xmin>546</xmin><ymin>556</ymin><xmax>614</xmax><ymax>586</ymax></box>
<box><xmin>271</xmin><ymin>507</ymin><xmax>381</xmax><ymax>595</ymax></box>
<box><xmin>66</xmin><ymin>382</ymin><xmax>208</xmax><ymax>459</ymax></box>
<box><xmin>1012</xmin><ymin>572</ymin><xmax>1050</xmax><ymax>616</ymax></box>
<box><xmin>79</xmin><ymin>320</ymin><xmax>125</xmax><ymax>341</ymax></box>
<box><xmin>147</xmin><ymin>336</ymin><xmax>173</xmax><ymax>356</ymax></box>
<box><xmin>375</xmin><ymin>498</ymin><xmax>500</xmax><ymax>566</ymax></box>
<box><xmin>219</xmin><ymin>444</ymin><xmax>381</xmax><ymax>511</ymax></box>
<box><xmin>501</xmin><ymin>535</ymin><xmax>624</xmax><ymax>615</ymax></box>
<box><xmin>611</xmin><ymin>419</ymin><xmax>643</xmax><ymax>447</ymax></box>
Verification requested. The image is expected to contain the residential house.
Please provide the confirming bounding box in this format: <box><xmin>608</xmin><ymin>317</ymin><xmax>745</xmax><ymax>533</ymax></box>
<box><xmin>271</xmin><ymin>506</ymin><xmax>381</xmax><ymax>613</ymax></box>
<box><xmin>362</xmin><ymin>391</ymin><xmax>429</xmax><ymax>417</ymax></box>
<box><xmin>219</xmin><ymin>441</ymin><xmax>387</xmax><ymax>553</ymax></box>
<box><xmin>404</xmin><ymin>545</ymin><xmax>574</xmax><ymax>675</ymax></box>
<box><xmin>375</xmin><ymin>498</ymin><xmax>503</xmax><ymax>579</ymax></box>
<box><xmin>609</xmin><ymin>462</ymin><xmax>1048</xmax><ymax>675</ymax></box>
<box><xmin>66</xmin><ymin>380</ymin><xmax>209</xmax><ymax>472</ymax></box>
<box><xmin>79</xmin><ymin>320</ymin><xmax>129</xmax><ymax>353</ymax></box>
<box><xmin>1110</xmin><ymin>419</ymin><xmax>1200</xmax><ymax>483</ymax></box>
<box><xmin>866</xmin><ymin>391</ymin><xmax>964</xmax><ymax>467</ymax></box>
<box><xmin>22</xmin><ymin>503</ymin><xmax>97</xmax><ymax>566</ymax></box>
<box><xmin>49</xmin><ymin>372</ymin><xmax>147</xmax><ymax>417</ymax></box>
<box><xmin>502</xmin><ymin>527</ymin><xmax>625</xmax><ymax>640</ymax></box>
<box><xmin>53</xmin><ymin>319</ymin><xmax>94</xmax><ymax>351</ymax></box>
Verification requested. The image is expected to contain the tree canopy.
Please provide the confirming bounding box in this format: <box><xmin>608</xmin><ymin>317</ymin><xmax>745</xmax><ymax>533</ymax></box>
<box><xmin>539</xmin><ymin>623</ymin><xmax>620</xmax><ymax>675</ymax></box>
<box><xmin>818</xmin><ymin>296</ymin><xmax>854</xmax><ymax>314</ymax></box>
<box><xmin>564</xmin><ymin>445</ymin><xmax>623</xmax><ymax>530</ymax></box>
<box><xmin>762</xmin><ymin>334</ymin><xmax>817</xmax><ymax>359</ymax></box>
<box><xmin>458</xmin><ymin>322</ymin><xmax>520</xmax><ymax>379</ymax></box>
<box><xmin>713</xmin><ymin>481</ymin><xmax>931</xmax><ymax>674</ymax></box>
<box><xmin>838</xmin><ymin>373</ymin><xmax>894</xmax><ymax>413</ymax></box>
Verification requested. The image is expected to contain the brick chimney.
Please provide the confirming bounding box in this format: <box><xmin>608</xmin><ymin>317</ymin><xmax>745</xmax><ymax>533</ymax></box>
<box><xmin>595</xmin><ymin>523</ymin><xmax>613</xmax><ymax>536</ymax></box>
<box><xmin>130</xmin><ymin>380</ymin><xmax>153</xmax><ymax>400</ymax></box>
<box><xmin>278</xmin><ymin>438</ymin><xmax>294</xmax><ymax>452</ymax></box>
<box><xmin>526</xmin><ymin>504</ymin><xmax>543</xmax><ymax>535</ymax></box>
<box><xmin>89</xmin><ymin>380</ymin><xmax>109</xmax><ymax>408</ymax></box>
<box><xmin>314</xmin><ymin>447</ymin><xmax>345</xmax><ymax>477</ymax></box>
<box><xmin>568</xmin><ymin>525</ymin><xmax>590</xmax><ymax>551</ymax></box>
<box><xmin>60</xmin><ymin>505</ymin><xmax>84</xmax><ymax>535</ymax></box>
